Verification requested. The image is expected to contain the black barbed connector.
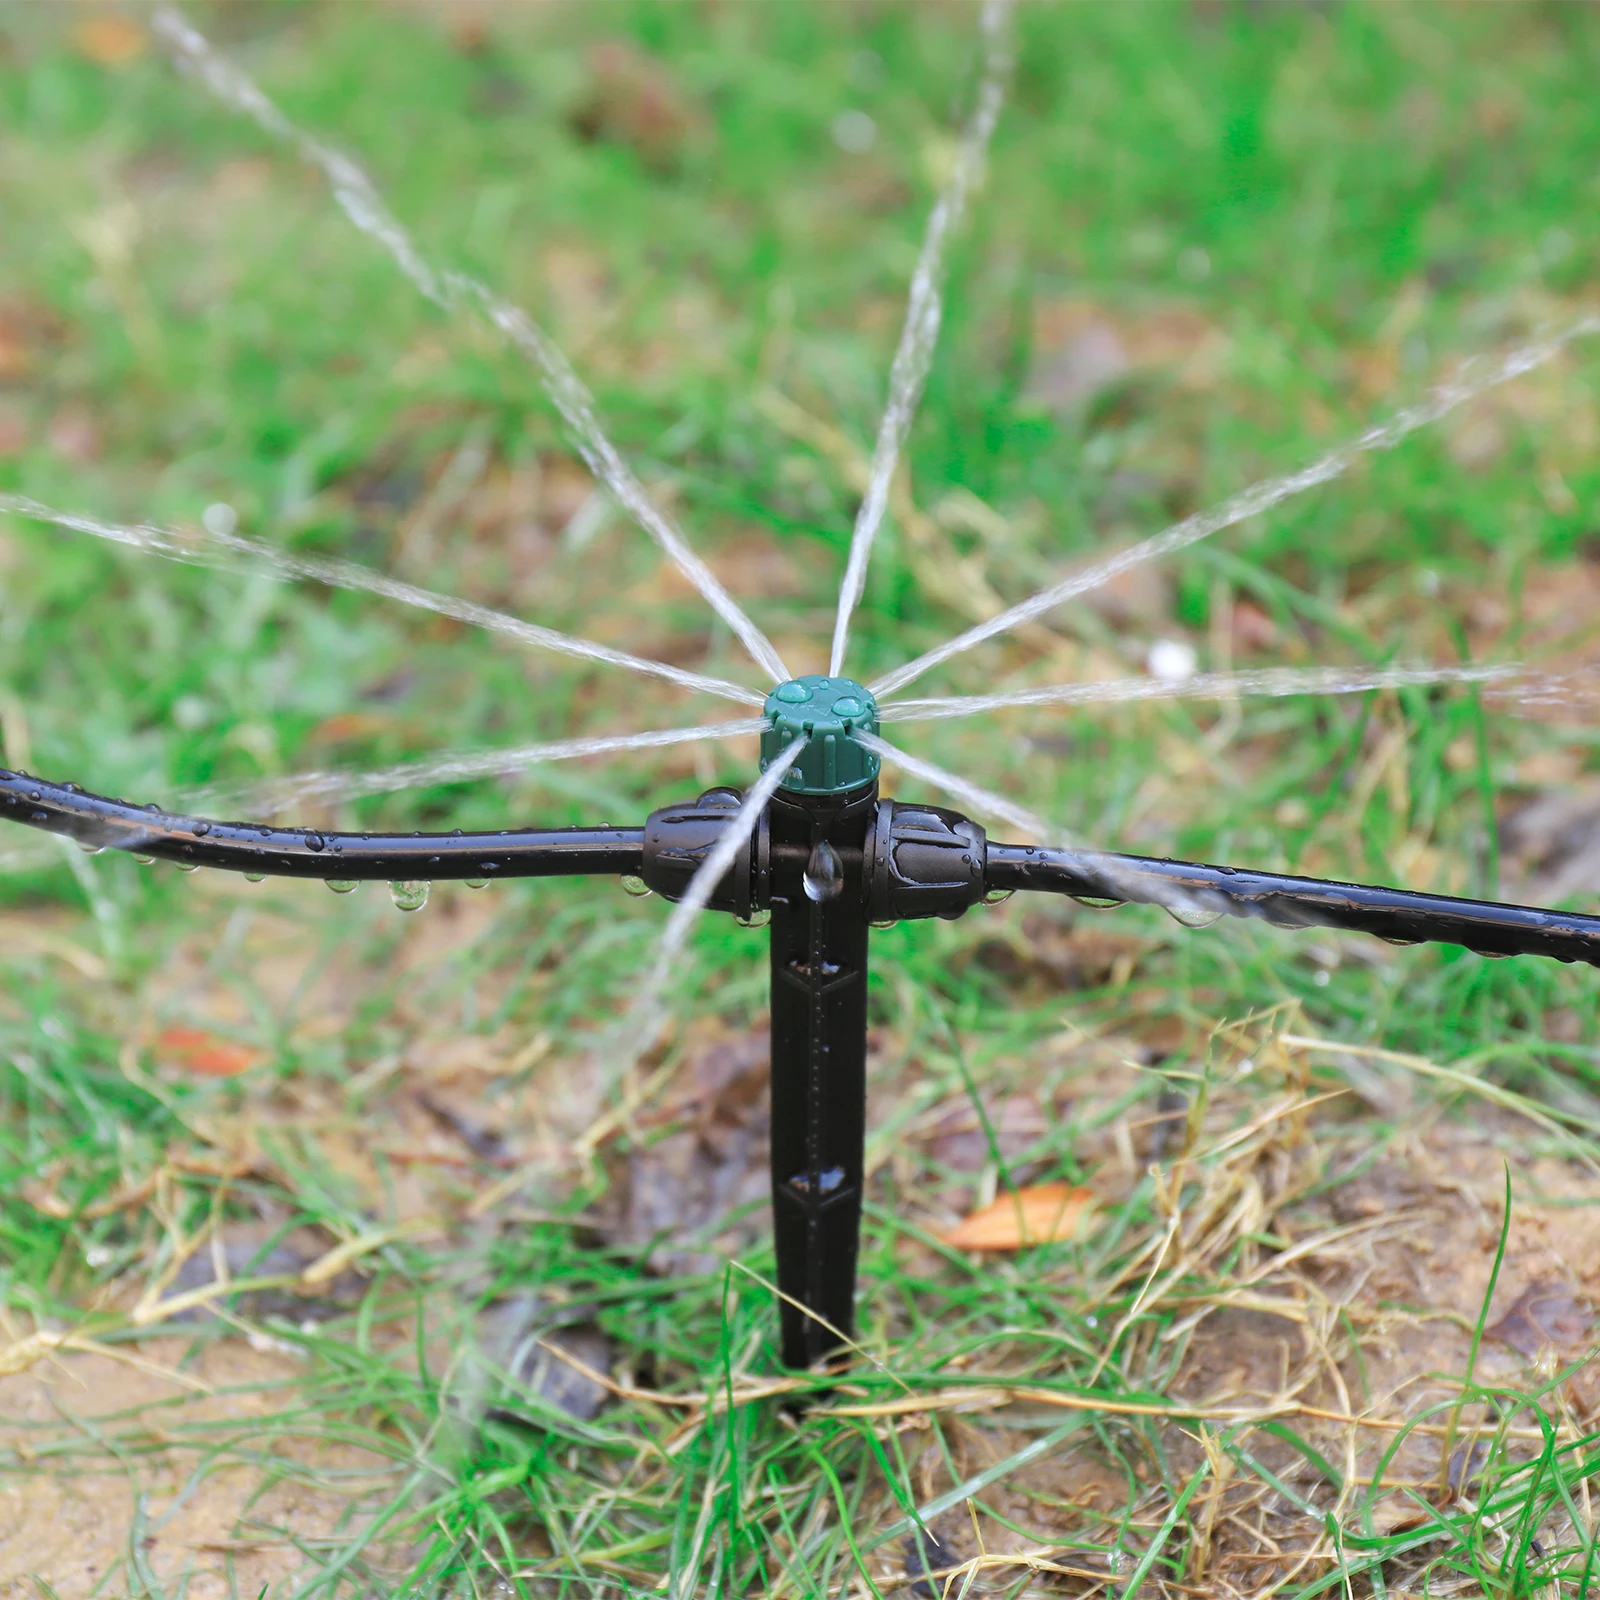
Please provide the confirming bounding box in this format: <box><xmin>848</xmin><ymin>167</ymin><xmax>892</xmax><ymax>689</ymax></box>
<box><xmin>863</xmin><ymin>799</ymin><xmax>987</xmax><ymax>924</ymax></box>
<box><xmin>640</xmin><ymin>786</ymin><xmax>766</xmax><ymax>919</ymax></box>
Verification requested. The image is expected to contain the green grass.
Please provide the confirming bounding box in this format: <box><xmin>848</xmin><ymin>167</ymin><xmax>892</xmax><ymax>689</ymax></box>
<box><xmin>3</xmin><ymin>1</ymin><xmax>1600</xmax><ymax>1594</ymax></box>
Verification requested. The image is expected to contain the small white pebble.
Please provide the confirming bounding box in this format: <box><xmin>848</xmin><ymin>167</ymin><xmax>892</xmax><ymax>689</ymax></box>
<box><xmin>246</xmin><ymin>1328</ymin><xmax>296</xmax><ymax>1356</ymax></box>
<box><xmin>831</xmin><ymin>110</ymin><xmax>878</xmax><ymax>154</ymax></box>
<box><xmin>202</xmin><ymin>501</ymin><xmax>238</xmax><ymax>537</ymax></box>
<box><xmin>1146</xmin><ymin>638</ymin><xmax>1198</xmax><ymax>683</ymax></box>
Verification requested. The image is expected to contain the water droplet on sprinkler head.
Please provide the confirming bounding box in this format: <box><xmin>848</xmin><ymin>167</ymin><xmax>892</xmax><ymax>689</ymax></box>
<box><xmin>464</xmin><ymin>877</ymin><xmax>489</xmax><ymax>890</ymax></box>
<box><xmin>983</xmin><ymin>887</ymin><xmax>1014</xmax><ymax>905</ymax></box>
<box><xmin>803</xmin><ymin>839</ymin><xmax>844</xmax><ymax>902</ymax></box>
<box><xmin>326</xmin><ymin>879</ymin><xmax>357</xmax><ymax>895</ymax></box>
<box><xmin>620</xmin><ymin>874</ymin><xmax>652</xmax><ymax>898</ymax></box>
<box><xmin>389</xmin><ymin>880</ymin><xmax>428</xmax><ymax>912</ymax></box>
<box><xmin>736</xmin><ymin>907</ymin><xmax>772</xmax><ymax>928</ymax></box>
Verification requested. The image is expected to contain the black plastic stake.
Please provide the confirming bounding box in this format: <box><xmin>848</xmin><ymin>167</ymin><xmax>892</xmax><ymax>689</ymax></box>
<box><xmin>766</xmin><ymin>780</ymin><xmax>875</xmax><ymax>1368</ymax></box>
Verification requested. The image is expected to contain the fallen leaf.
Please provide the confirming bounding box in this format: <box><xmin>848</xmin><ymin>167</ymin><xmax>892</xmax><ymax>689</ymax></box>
<box><xmin>72</xmin><ymin>15</ymin><xmax>147</xmax><ymax>67</ymax></box>
<box><xmin>905</xmin><ymin>1529</ymin><xmax>964</xmax><ymax>1599</ymax></box>
<box><xmin>923</xmin><ymin>1091</ymin><xmax>1049</xmax><ymax>1173</ymax></box>
<box><xmin>1486</xmin><ymin>1283</ymin><xmax>1592</xmax><ymax>1360</ymax></box>
<box><xmin>602</xmin><ymin>1027</ymin><xmax>770</xmax><ymax>1276</ymax></box>
<box><xmin>304</xmin><ymin>710</ymin><xmax>393</xmax><ymax>747</ymax></box>
<box><xmin>569</xmin><ymin>38</ymin><xmax>704</xmax><ymax>171</ymax></box>
<box><xmin>1364</xmin><ymin>1489</ymin><xmax>1434</xmax><ymax>1536</ymax></box>
<box><xmin>936</xmin><ymin>1182</ymin><xmax>1094</xmax><ymax>1252</ymax></box>
<box><xmin>1229</xmin><ymin>597</ymin><xmax>1279</xmax><ymax>653</ymax></box>
<box><xmin>155</xmin><ymin>1026</ymin><xmax>264</xmax><ymax>1079</ymax></box>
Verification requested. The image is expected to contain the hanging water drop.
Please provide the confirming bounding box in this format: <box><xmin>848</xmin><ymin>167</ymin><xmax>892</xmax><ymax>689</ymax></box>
<box><xmin>870</xmin><ymin>918</ymin><xmax>898</xmax><ymax>930</ymax></box>
<box><xmin>1379</xmin><ymin>936</ymin><xmax>1420</xmax><ymax>948</ymax></box>
<box><xmin>465</xmin><ymin>877</ymin><xmax>489</xmax><ymax>891</ymax></box>
<box><xmin>326</xmin><ymin>879</ymin><xmax>357</xmax><ymax>895</ymax></box>
<box><xmin>133</xmin><ymin>854</ymin><xmax>155</xmax><ymax>866</ymax></box>
<box><xmin>244</xmin><ymin>872</ymin><xmax>265</xmax><ymax>883</ymax></box>
<box><xmin>1165</xmin><ymin>902</ymin><xmax>1223</xmax><ymax>930</ymax></box>
<box><xmin>389</xmin><ymin>880</ymin><xmax>429</xmax><ymax>912</ymax></box>
<box><xmin>77</xmin><ymin>841</ymin><xmax>104</xmax><ymax>855</ymax></box>
<box><xmin>737</xmin><ymin>907</ymin><xmax>772</xmax><ymax>929</ymax></box>
<box><xmin>1071</xmin><ymin>894</ymin><xmax>1125</xmax><ymax>910</ymax></box>
<box><xmin>803</xmin><ymin>839</ymin><xmax>844</xmax><ymax>902</ymax></box>
<box><xmin>177</xmin><ymin>862</ymin><xmax>200</xmax><ymax>873</ymax></box>
<box><xmin>620</xmin><ymin>874</ymin><xmax>652</xmax><ymax>898</ymax></box>
<box><xmin>983</xmin><ymin>887</ymin><xmax>1014</xmax><ymax>905</ymax></box>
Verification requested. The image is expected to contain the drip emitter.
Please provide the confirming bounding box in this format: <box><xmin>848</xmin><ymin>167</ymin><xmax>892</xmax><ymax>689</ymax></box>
<box><xmin>8</xmin><ymin>679</ymin><xmax>1600</xmax><ymax>1368</ymax></box>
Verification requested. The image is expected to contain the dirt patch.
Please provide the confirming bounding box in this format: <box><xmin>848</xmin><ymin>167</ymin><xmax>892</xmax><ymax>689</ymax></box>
<box><xmin>0</xmin><ymin>1338</ymin><xmax>403</xmax><ymax>1598</ymax></box>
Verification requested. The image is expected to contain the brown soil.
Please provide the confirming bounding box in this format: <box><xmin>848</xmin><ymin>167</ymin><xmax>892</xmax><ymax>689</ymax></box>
<box><xmin>0</xmin><ymin>1339</ymin><xmax>401</xmax><ymax>1598</ymax></box>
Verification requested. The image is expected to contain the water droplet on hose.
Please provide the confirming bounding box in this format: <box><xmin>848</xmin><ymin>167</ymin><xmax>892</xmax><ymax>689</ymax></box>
<box><xmin>1379</xmin><ymin>936</ymin><xmax>1420</xmax><ymax>948</ymax></box>
<box><xmin>465</xmin><ymin>877</ymin><xmax>489</xmax><ymax>890</ymax></box>
<box><xmin>1071</xmin><ymin>895</ymin><xmax>1124</xmax><ymax>910</ymax></box>
<box><xmin>870</xmin><ymin>918</ymin><xmax>897</xmax><ymax>930</ymax></box>
<box><xmin>736</xmin><ymin>907</ymin><xmax>771</xmax><ymax>928</ymax></box>
<box><xmin>1165</xmin><ymin>903</ymin><xmax>1222</xmax><ymax>929</ymax></box>
<box><xmin>389</xmin><ymin>880</ymin><xmax>428</xmax><ymax>912</ymax></box>
<box><xmin>326</xmin><ymin>879</ymin><xmax>357</xmax><ymax>895</ymax></box>
<box><xmin>983</xmin><ymin>887</ymin><xmax>1014</xmax><ymax>905</ymax></box>
<box><xmin>803</xmin><ymin>840</ymin><xmax>844</xmax><ymax>902</ymax></box>
<box><xmin>77</xmin><ymin>841</ymin><xmax>103</xmax><ymax>855</ymax></box>
<box><xmin>192</xmin><ymin>821</ymin><xmax>210</xmax><ymax>837</ymax></box>
<box><xmin>244</xmin><ymin>872</ymin><xmax>265</xmax><ymax>883</ymax></box>
<box><xmin>133</xmin><ymin>854</ymin><xmax>155</xmax><ymax>866</ymax></box>
<box><xmin>177</xmin><ymin>862</ymin><xmax>200</xmax><ymax>873</ymax></box>
<box><xmin>304</xmin><ymin>833</ymin><xmax>325</xmax><ymax>853</ymax></box>
<box><xmin>621</xmin><ymin>874</ymin><xmax>652</xmax><ymax>898</ymax></box>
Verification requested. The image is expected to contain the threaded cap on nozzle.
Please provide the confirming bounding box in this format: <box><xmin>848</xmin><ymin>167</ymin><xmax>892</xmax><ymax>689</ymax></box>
<box><xmin>760</xmin><ymin>676</ymin><xmax>880</xmax><ymax>795</ymax></box>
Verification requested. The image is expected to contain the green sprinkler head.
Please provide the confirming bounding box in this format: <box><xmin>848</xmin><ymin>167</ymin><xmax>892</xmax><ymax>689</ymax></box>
<box><xmin>760</xmin><ymin>675</ymin><xmax>880</xmax><ymax>795</ymax></box>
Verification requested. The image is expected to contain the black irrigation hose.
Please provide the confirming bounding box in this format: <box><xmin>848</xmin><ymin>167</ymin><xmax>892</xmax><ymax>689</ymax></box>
<box><xmin>10</xmin><ymin>767</ymin><xmax>1600</xmax><ymax>965</ymax></box>
<box><xmin>0</xmin><ymin>769</ymin><xmax>643</xmax><ymax>881</ymax></box>
<box><xmin>985</xmin><ymin>845</ymin><xmax>1600</xmax><ymax>969</ymax></box>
